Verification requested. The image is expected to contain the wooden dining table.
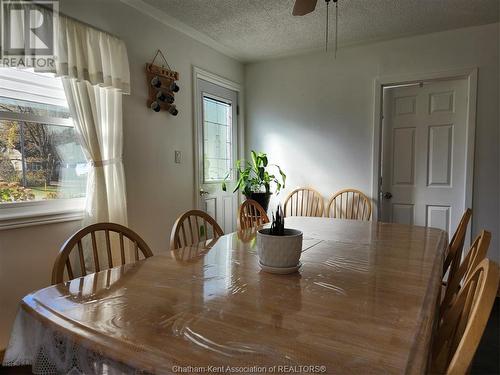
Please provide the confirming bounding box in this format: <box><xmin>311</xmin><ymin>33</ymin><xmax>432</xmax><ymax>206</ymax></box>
<box><xmin>12</xmin><ymin>217</ymin><xmax>447</xmax><ymax>374</ymax></box>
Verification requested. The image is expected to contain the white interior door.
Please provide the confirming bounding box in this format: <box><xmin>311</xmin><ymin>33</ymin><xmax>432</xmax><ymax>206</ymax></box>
<box><xmin>380</xmin><ymin>78</ymin><xmax>468</xmax><ymax>235</ymax></box>
<box><xmin>196</xmin><ymin>78</ymin><xmax>238</xmax><ymax>233</ymax></box>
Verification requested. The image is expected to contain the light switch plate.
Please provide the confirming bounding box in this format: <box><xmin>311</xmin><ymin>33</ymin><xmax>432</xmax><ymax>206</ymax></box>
<box><xmin>174</xmin><ymin>150</ymin><xmax>181</xmax><ymax>164</ymax></box>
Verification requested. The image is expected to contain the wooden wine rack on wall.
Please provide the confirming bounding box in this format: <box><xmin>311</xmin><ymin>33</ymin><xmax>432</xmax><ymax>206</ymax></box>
<box><xmin>146</xmin><ymin>50</ymin><xmax>180</xmax><ymax>116</ymax></box>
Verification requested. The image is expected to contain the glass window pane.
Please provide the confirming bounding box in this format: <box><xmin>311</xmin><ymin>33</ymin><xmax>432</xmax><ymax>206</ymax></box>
<box><xmin>217</xmin><ymin>103</ymin><xmax>228</xmax><ymax>124</ymax></box>
<box><xmin>0</xmin><ymin>97</ymin><xmax>71</xmax><ymax>119</ymax></box>
<box><xmin>203</xmin><ymin>99</ymin><xmax>218</xmax><ymax>123</ymax></box>
<box><xmin>203</xmin><ymin>97</ymin><xmax>232</xmax><ymax>182</ymax></box>
<box><xmin>0</xmin><ymin>120</ymin><xmax>22</xmax><ymax>189</ymax></box>
<box><xmin>0</xmin><ymin>120</ymin><xmax>88</xmax><ymax>202</ymax></box>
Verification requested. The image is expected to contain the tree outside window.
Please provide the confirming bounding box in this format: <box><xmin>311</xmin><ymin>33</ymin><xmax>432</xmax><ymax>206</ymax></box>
<box><xmin>0</xmin><ymin>72</ymin><xmax>87</xmax><ymax>203</ymax></box>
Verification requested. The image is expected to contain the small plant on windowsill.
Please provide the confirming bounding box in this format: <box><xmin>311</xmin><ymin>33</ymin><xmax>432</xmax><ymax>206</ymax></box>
<box><xmin>222</xmin><ymin>150</ymin><xmax>286</xmax><ymax>212</ymax></box>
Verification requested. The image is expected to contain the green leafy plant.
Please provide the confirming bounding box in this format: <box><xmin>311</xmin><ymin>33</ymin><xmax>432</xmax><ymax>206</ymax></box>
<box><xmin>222</xmin><ymin>151</ymin><xmax>286</xmax><ymax>196</ymax></box>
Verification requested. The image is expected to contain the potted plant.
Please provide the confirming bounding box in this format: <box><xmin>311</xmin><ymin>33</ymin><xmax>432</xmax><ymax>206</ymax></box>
<box><xmin>256</xmin><ymin>205</ymin><xmax>303</xmax><ymax>274</ymax></box>
<box><xmin>222</xmin><ymin>150</ymin><xmax>286</xmax><ymax>212</ymax></box>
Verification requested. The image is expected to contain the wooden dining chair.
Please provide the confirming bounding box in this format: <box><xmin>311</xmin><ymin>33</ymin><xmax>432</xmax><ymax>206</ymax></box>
<box><xmin>326</xmin><ymin>188</ymin><xmax>372</xmax><ymax>221</ymax></box>
<box><xmin>170</xmin><ymin>209</ymin><xmax>224</xmax><ymax>250</ymax></box>
<box><xmin>283</xmin><ymin>188</ymin><xmax>324</xmax><ymax>217</ymax></box>
<box><xmin>440</xmin><ymin>230</ymin><xmax>491</xmax><ymax>318</ymax></box>
<box><xmin>52</xmin><ymin>222</ymin><xmax>153</xmax><ymax>285</ymax></box>
<box><xmin>238</xmin><ymin>199</ymin><xmax>270</xmax><ymax>230</ymax></box>
<box><xmin>431</xmin><ymin>259</ymin><xmax>499</xmax><ymax>375</ymax></box>
<box><xmin>443</xmin><ymin>209</ymin><xmax>472</xmax><ymax>281</ymax></box>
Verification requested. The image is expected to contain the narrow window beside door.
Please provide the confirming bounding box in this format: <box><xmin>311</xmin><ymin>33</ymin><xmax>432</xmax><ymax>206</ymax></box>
<box><xmin>203</xmin><ymin>96</ymin><xmax>233</xmax><ymax>182</ymax></box>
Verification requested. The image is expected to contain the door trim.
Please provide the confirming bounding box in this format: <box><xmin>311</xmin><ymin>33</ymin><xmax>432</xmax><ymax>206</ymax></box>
<box><xmin>371</xmin><ymin>67</ymin><xmax>478</xmax><ymax>236</ymax></box>
<box><xmin>192</xmin><ymin>66</ymin><xmax>244</xmax><ymax>209</ymax></box>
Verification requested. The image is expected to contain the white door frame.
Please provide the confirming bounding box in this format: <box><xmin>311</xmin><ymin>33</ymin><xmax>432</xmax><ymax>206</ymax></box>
<box><xmin>371</xmin><ymin>67</ymin><xmax>478</xmax><ymax>230</ymax></box>
<box><xmin>192</xmin><ymin>66</ymin><xmax>245</xmax><ymax>209</ymax></box>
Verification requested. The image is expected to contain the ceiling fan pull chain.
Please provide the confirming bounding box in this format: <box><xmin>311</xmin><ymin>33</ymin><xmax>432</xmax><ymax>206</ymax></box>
<box><xmin>335</xmin><ymin>0</ymin><xmax>338</xmax><ymax>58</ymax></box>
<box><xmin>325</xmin><ymin>0</ymin><xmax>330</xmax><ymax>52</ymax></box>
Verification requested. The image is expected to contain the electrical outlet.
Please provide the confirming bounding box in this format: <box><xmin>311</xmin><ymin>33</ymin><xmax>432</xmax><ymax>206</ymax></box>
<box><xmin>174</xmin><ymin>150</ymin><xmax>181</xmax><ymax>164</ymax></box>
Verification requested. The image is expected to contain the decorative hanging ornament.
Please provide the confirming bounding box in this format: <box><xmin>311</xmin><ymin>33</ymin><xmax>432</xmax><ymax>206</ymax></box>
<box><xmin>145</xmin><ymin>49</ymin><xmax>180</xmax><ymax>116</ymax></box>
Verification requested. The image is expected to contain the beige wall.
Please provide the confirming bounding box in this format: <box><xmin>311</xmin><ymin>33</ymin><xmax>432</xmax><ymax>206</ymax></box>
<box><xmin>0</xmin><ymin>221</ymin><xmax>82</xmax><ymax>348</ymax></box>
<box><xmin>0</xmin><ymin>0</ymin><xmax>244</xmax><ymax>349</ymax></box>
<box><xmin>245</xmin><ymin>23</ymin><xmax>500</xmax><ymax>263</ymax></box>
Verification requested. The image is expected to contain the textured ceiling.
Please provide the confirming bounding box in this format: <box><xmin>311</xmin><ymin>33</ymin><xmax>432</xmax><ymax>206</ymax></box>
<box><xmin>140</xmin><ymin>0</ymin><xmax>499</xmax><ymax>62</ymax></box>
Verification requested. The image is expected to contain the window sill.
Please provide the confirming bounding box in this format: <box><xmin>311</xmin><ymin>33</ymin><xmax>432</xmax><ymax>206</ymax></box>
<box><xmin>0</xmin><ymin>198</ymin><xmax>85</xmax><ymax>230</ymax></box>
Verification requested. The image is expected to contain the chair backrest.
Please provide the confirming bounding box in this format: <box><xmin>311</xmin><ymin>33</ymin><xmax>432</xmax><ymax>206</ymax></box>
<box><xmin>440</xmin><ymin>230</ymin><xmax>491</xmax><ymax>318</ymax></box>
<box><xmin>52</xmin><ymin>222</ymin><xmax>153</xmax><ymax>285</ymax></box>
<box><xmin>443</xmin><ymin>208</ymin><xmax>472</xmax><ymax>279</ymax></box>
<box><xmin>432</xmin><ymin>259</ymin><xmax>499</xmax><ymax>375</ymax></box>
<box><xmin>170</xmin><ymin>209</ymin><xmax>224</xmax><ymax>250</ymax></box>
<box><xmin>283</xmin><ymin>188</ymin><xmax>324</xmax><ymax>217</ymax></box>
<box><xmin>238</xmin><ymin>199</ymin><xmax>269</xmax><ymax>230</ymax></box>
<box><xmin>326</xmin><ymin>189</ymin><xmax>372</xmax><ymax>220</ymax></box>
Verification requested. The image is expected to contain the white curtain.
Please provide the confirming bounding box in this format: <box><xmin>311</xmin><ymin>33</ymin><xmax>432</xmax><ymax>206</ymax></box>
<box><xmin>6</xmin><ymin>3</ymin><xmax>131</xmax><ymax>264</ymax></box>
<box><xmin>62</xmin><ymin>79</ymin><xmax>127</xmax><ymax>227</ymax></box>
<box><xmin>55</xmin><ymin>12</ymin><xmax>130</xmax><ymax>229</ymax></box>
<box><xmin>56</xmin><ymin>16</ymin><xmax>130</xmax><ymax>93</ymax></box>
<box><xmin>56</xmin><ymin>15</ymin><xmax>130</xmax><ymax>268</ymax></box>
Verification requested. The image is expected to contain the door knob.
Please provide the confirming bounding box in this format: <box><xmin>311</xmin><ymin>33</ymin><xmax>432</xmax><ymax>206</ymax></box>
<box><xmin>199</xmin><ymin>189</ymin><xmax>209</xmax><ymax>196</ymax></box>
<box><xmin>383</xmin><ymin>192</ymin><xmax>393</xmax><ymax>199</ymax></box>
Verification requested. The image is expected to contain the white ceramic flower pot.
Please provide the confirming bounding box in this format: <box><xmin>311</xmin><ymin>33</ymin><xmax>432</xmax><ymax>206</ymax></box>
<box><xmin>257</xmin><ymin>228</ymin><xmax>303</xmax><ymax>268</ymax></box>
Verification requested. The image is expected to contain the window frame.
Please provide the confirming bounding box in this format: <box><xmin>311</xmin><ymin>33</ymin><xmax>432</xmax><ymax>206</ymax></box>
<box><xmin>0</xmin><ymin>197</ymin><xmax>85</xmax><ymax>230</ymax></box>
<box><xmin>0</xmin><ymin>76</ymin><xmax>86</xmax><ymax>230</ymax></box>
<box><xmin>0</xmin><ymin>110</ymin><xmax>73</xmax><ymax>127</ymax></box>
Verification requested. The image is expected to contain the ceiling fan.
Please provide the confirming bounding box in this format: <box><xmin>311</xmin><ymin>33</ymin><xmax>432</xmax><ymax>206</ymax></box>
<box><xmin>292</xmin><ymin>0</ymin><xmax>339</xmax><ymax>56</ymax></box>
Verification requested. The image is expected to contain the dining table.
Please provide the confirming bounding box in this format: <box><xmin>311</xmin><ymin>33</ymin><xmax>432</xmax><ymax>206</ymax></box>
<box><xmin>3</xmin><ymin>217</ymin><xmax>447</xmax><ymax>374</ymax></box>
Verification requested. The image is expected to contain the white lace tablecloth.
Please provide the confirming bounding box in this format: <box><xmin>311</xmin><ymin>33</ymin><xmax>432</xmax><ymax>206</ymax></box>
<box><xmin>3</xmin><ymin>308</ymin><xmax>144</xmax><ymax>374</ymax></box>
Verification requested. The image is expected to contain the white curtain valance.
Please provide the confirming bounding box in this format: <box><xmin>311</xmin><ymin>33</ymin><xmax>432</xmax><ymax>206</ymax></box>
<box><xmin>56</xmin><ymin>16</ymin><xmax>131</xmax><ymax>93</ymax></box>
<box><xmin>3</xmin><ymin>2</ymin><xmax>130</xmax><ymax>93</ymax></box>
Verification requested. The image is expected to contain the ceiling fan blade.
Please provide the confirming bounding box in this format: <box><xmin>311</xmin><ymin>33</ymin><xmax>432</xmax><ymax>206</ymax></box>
<box><xmin>292</xmin><ymin>0</ymin><xmax>318</xmax><ymax>16</ymax></box>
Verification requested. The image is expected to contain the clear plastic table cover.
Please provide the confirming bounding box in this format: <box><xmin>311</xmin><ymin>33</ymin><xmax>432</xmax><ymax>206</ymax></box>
<box><xmin>2</xmin><ymin>218</ymin><xmax>447</xmax><ymax>375</ymax></box>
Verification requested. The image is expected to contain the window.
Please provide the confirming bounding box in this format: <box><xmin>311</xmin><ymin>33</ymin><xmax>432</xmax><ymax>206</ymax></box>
<box><xmin>0</xmin><ymin>68</ymin><xmax>87</xmax><ymax>205</ymax></box>
<box><xmin>203</xmin><ymin>96</ymin><xmax>233</xmax><ymax>182</ymax></box>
